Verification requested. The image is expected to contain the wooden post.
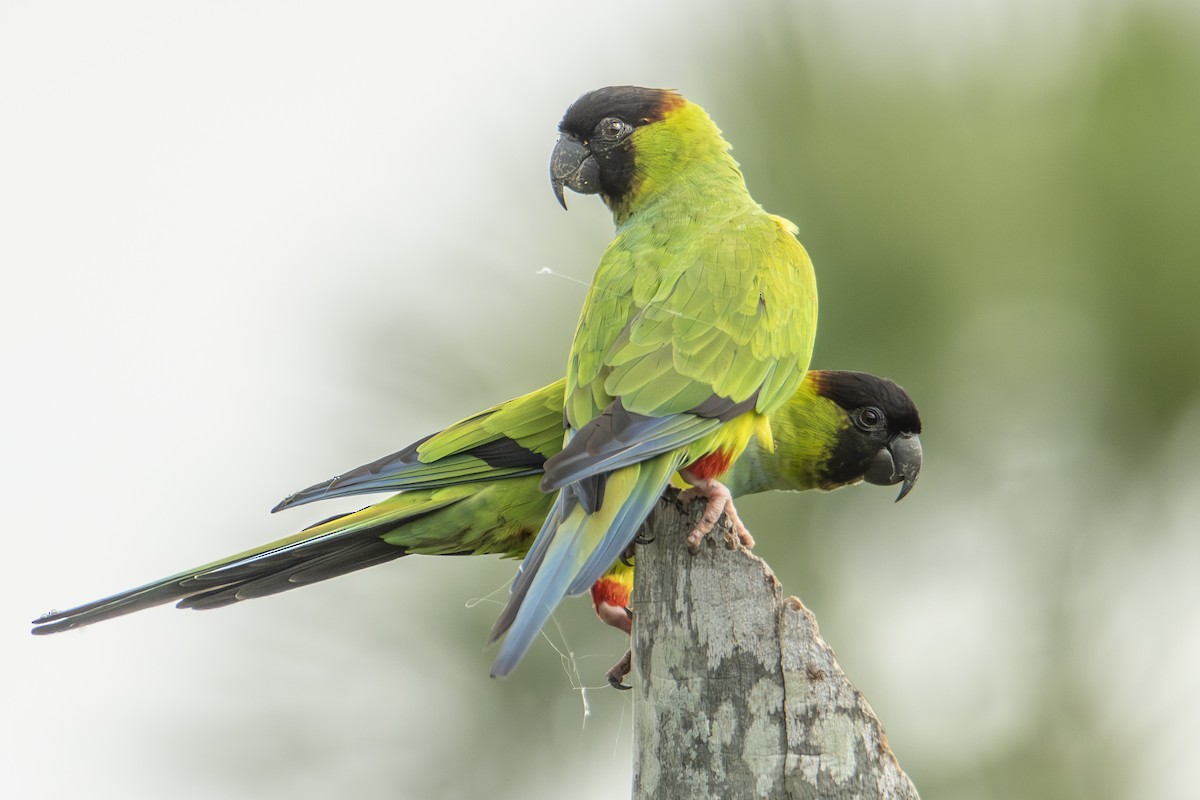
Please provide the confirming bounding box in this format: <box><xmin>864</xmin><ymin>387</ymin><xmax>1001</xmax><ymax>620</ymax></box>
<box><xmin>630</xmin><ymin>497</ymin><xmax>920</xmax><ymax>799</ymax></box>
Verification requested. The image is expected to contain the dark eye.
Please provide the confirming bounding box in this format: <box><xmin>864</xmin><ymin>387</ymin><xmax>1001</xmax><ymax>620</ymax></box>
<box><xmin>597</xmin><ymin>117</ymin><xmax>629</xmax><ymax>141</ymax></box>
<box><xmin>854</xmin><ymin>407</ymin><xmax>885</xmax><ymax>431</ymax></box>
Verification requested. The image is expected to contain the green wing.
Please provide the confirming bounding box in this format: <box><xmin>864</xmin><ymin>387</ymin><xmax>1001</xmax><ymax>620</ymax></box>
<box><xmin>565</xmin><ymin>210</ymin><xmax>816</xmax><ymax>429</ymax></box>
<box><xmin>273</xmin><ymin>379</ymin><xmax>567</xmax><ymax>511</ymax></box>
<box><xmin>546</xmin><ymin>210</ymin><xmax>817</xmax><ymax>494</ymax></box>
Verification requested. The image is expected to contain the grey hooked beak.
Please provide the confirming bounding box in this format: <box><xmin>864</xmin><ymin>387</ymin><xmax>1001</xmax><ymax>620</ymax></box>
<box><xmin>550</xmin><ymin>135</ymin><xmax>601</xmax><ymax>209</ymax></box>
<box><xmin>864</xmin><ymin>432</ymin><xmax>923</xmax><ymax>502</ymax></box>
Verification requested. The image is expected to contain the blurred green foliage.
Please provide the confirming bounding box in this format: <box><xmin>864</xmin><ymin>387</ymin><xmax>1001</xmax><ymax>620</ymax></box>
<box><xmin>713</xmin><ymin>5</ymin><xmax>1200</xmax><ymax>456</ymax></box>
<box><xmin>683</xmin><ymin>6</ymin><xmax>1200</xmax><ymax>799</ymax></box>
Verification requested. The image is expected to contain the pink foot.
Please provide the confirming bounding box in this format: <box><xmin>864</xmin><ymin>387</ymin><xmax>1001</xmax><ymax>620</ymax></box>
<box><xmin>678</xmin><ymin>473</ymin><xmax>754</xmax><ymax>550</ymax></box>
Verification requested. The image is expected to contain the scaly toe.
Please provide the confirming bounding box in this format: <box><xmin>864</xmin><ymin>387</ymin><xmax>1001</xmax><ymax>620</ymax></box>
<box><xmin>606</xmin><ymin>649</ymin><xmax>633</xmax><ymax>690</ymax></box>
<box><xmin>736</xmin><ymin>525</ymin><xmax>755</xmax><ymax>548</ymax></box>
<box><xmin>722</xmin><ymin>500</ymin><xmax>754</xmax><ymax>549</ymax></box>
<box><xmin>687</xmin><ymin>505</ymin><xmax>723</xmax><ymax>550</ymax></box>
<box><xmin>681</xmin><ymin>478</ymin><xmax>755</xmax><ymax>551</ymax></box>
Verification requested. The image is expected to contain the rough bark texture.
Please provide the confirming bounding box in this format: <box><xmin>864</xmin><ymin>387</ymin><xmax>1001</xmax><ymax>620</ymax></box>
<box><xmin>631</xmin><ymin>497</ymin><xmax>920</xmax><ymax>800</ymax></box>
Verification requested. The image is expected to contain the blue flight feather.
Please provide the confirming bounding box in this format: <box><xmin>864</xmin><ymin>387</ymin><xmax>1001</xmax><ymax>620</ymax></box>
<box><xmin>490</xmin><ymin>454</ymin><xmax>679</xmax><ymax>677</ymax></box>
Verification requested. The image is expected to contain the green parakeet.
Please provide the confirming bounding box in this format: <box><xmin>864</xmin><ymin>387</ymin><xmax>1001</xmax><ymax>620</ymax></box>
<box><xmin>31</xmin><ymin>371</ymin><xmax>921</xmax><ymax>642</ymax></box>
<box><xmin>487</xmin><ymin>86</ymin><xmax>820</xmax><ymax>676</ymax></box>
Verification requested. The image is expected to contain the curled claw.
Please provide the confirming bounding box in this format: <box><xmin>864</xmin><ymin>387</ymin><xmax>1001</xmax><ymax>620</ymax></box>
<box><xmin>606</xmin><ymin>649</ymin><xmax>632</xmax><ymax>690</ymax></box>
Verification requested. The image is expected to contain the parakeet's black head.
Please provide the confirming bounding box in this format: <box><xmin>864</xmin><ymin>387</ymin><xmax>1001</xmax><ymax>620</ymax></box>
<box><xmin>549</xmin><ymin>86</ymin><xmax>691</xmax><ymax>211</ymax></box>
<box><xmin>812</xmin><ymin>371</ymin><xmax>923</xmax><ymax>501</ymax></box>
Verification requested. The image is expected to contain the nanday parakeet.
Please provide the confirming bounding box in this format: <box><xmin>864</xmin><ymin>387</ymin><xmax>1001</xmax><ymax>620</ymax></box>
<box><xmin>486</xmin><ymin>86</ymin><xmax>820</xmax><ymax>677</ymax></box>
<box><xmin>31</xmin><ymin>371</ymin><xmax>921</xmax><ymax>654</ymax></box>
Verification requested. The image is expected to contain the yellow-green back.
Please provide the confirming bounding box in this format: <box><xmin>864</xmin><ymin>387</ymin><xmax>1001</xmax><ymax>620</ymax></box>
<box><xmin>563</xmin><ymin>96</ymin><xmax>818</xmax><ymax>430</ymax></box>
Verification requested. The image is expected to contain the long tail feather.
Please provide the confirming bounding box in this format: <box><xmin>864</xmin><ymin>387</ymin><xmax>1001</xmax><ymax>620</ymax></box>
<box><xmin>488</xmin><ymin>453</ymin><xmax>679</xmax><ymax>677</ymax></box>
<box><xmin>30</xmin><ymin>492</ymin><xmax>463</xmax><ymax>634</ymax></box>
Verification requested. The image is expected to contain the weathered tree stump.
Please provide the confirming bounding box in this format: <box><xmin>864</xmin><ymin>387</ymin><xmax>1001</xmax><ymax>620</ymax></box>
<box><xmin>631</xmin><ymin>498</ymin><xmax>920</xmax><ymax>800</ymax></box>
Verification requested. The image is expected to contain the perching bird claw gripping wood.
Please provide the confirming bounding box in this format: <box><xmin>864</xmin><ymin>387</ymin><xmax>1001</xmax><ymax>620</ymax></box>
<box><xmin>631</xmin><ymin>499</ymin><xmax>920</xmax><ymax>800</ymax></box>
